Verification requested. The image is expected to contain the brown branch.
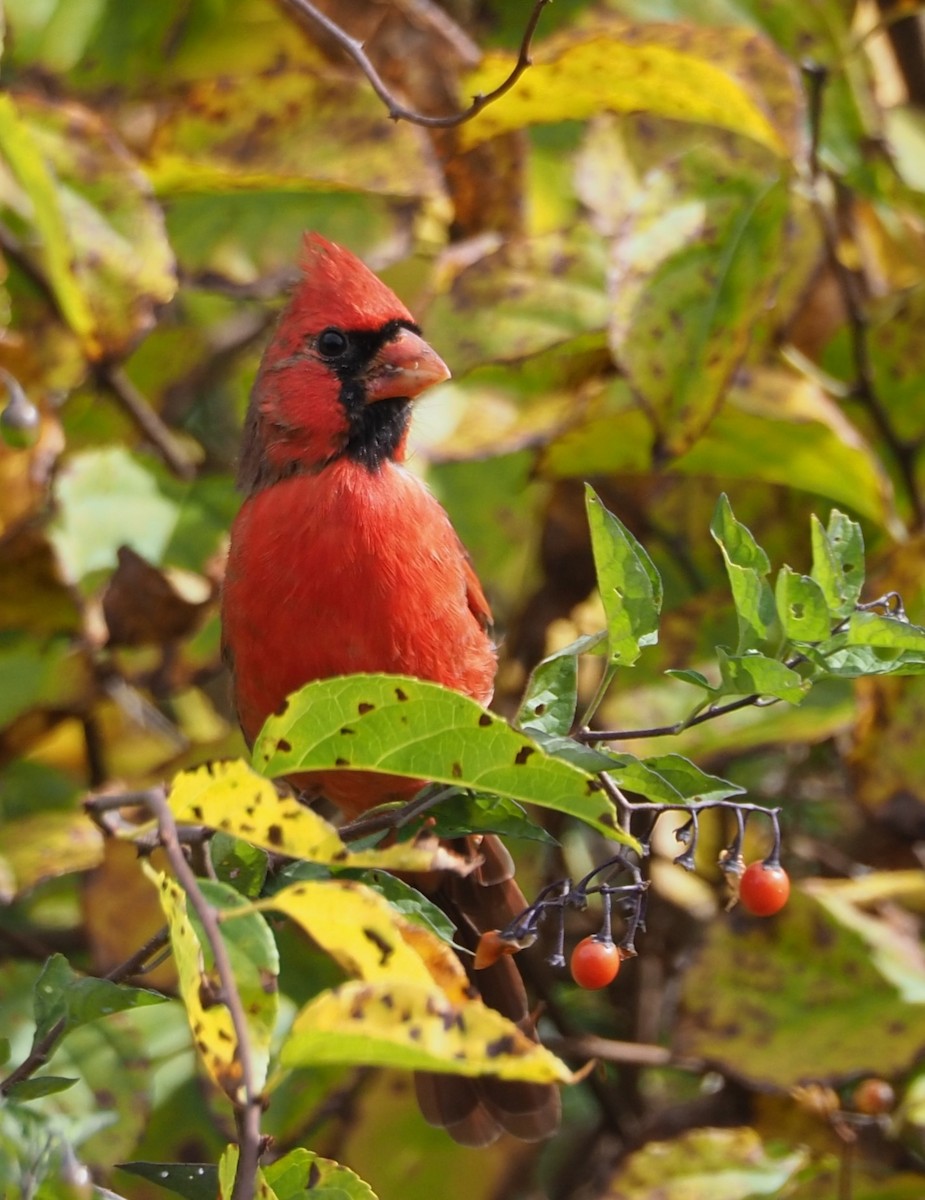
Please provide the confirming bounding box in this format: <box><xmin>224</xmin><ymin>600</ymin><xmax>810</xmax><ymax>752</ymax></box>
<box><xmin>97</xmin><ymin>365</ymin><xmax>196</xmax><ymax>481</ymax></box>
<box><xmin>276</xmin><ymin>0</ymin><xmax>551</xmax><ymax>127</ymax></box>
<box><xmin>545</xmin><ymin>1033</ymin><xmax>703</xmax><ymax>1071</ymax></box>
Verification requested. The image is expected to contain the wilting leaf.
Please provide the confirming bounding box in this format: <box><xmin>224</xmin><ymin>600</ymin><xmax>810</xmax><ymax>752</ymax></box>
<box><xmin>168</xmin><ymin>759</ymin><xmax>474</xmax><ymax>875</ymax></box>
<box><xmin>282</xmin><ymin>979</ymin><xmax>575</xmax><ymax>1084</ymax></box>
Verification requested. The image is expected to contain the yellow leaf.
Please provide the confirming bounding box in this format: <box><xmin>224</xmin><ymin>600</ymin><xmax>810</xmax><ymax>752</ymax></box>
<box><xmin>144</xmin><ymin>864</ymin><xmax>242</xmax><ymax>1100</ymax></box>
<box><xmin>253</xmin><ymin>879</ymin><xmax>472</xmax><ymax>1004</ymax></box>
<box><xmin>282</xmin><ymin>979</ymin><xmax>575</xmax><ymax>1084</ymax></box>
<box><xmin>168</xmin><ymin>760</ymin><xmax>473</xmax><ymax>874</ymax></box>
<box><xmin>458</xmin><ymin>23</ymin><xmax>800</xmax><ymax>158</ymax></box>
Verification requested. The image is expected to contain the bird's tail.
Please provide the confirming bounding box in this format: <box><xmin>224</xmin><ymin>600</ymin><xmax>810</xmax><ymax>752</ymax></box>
<box><xmin>414</xmin><ymin>834</ymin><xmax>562</xmax><ymax>1147</ymax></box>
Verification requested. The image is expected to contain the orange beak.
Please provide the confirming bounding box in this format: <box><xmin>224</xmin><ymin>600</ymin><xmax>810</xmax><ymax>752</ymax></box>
<box><xmin>364</xmin><ymin>328</ymin><xmax>450</xmax><ymax>403</ymax></box>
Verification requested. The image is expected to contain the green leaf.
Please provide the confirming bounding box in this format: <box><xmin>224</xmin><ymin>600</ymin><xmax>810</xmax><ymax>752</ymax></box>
<box><xmin>717</xmin><ymin>649</ymin><xmax>809</xmax><ymax>704</ymax></box>
<box><xmin>640</xmin><ymin>754</ymin><xmax>745</xmax><ymax>804</ymax></box>
<box><xmin>595</xmin><ymin>121</ymin><xmax>791</xmax><ymax>454</ymax></box>
<box><xmin>424</xmin><ymin>790</ymin><xmax>557</xmax><ymax>846</ymax></box>
<box><xmin>810</xmin><ymin>510</ymin><xmax>865</xmax><ymax>619</ymax></box>
<box><xmin>775</xmin><ymin>565</ymin><xmax>832</xmax><ymax>643</ymax></box>
<box><xmin>265</xmin><ymin>1148</ymin><xmax>379</xmax><ymax>1200</ymax></box>
<box><xmin>209</xmin><ymin>833</ymin><xmax>269</xmax><ymax>899</ymax></box>
<box><xmin>30</xmin><ymin>953</ymin><xmax>165</xmax><ymax>1048</ymax></box>
<box><xmin>847</xmin><ymin>611</ymin><xmax>925</xmax><ymax>652</ymax></box>
<box><xmin>677</xmin><ymin>890</ymin><xmax>925</xmax><ymax>1088</ymax></box>
<box><xmin>253</xmin><ymin>674</ymin><xmax>636</xmax><ymax>846</ymax></box>
<box><xmin>610</xmin><ymin>1127</ymin><xmax>806</xmax><ymax>1198</ymax></box>
<box><xmin>5</xmin><ymin>1076</ymin><xmax>79</xmax><ymax>1101</ymax></box>
<box><xmin>118</xmin><ymin>1161</ymin><xmax>218</xmax><ymax>1200</ymax></box>
<box><xmin>602</xmin><ymin>752</ymin><xmax>744</xmax><ymax>805</ymax></box>
<box><xmin>665</xmin><ymin>667</ymin><xmax>718</xmax><ymax>693</ymax></box>
<box><xmin>585</xmin><ymin>485</ymin><xmax>662</xmax><ymax>667</ymax></box>
<box><xmin>516</xmin><ymin>646</ymin><xmax>580</xmax><ymax>737</ymax></box>
<box><xmin>710</xmin><ymin>494</ymin><xmax>777</xmax><ymax>652</ymax></box>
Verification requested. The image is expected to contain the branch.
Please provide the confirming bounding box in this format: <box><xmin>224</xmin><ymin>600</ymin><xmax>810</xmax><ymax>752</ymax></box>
<box><xmin>143</xmin><ymin>789</ymin><xmax>264</xmax><ymax>1200</ymax></box>
<box><xmin>276</xmin><ymin>0</ymin><xmax>551</xmax><ymax>127</ymax></box>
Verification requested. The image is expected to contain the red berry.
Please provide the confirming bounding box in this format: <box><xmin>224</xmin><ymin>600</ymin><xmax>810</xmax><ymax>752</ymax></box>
<box><xmin>852</xmin><ymin>1078</ymin><xmax>895</xmax><ymax>1116</ymax></box>
<box><xmin>739</xmin><ymin>861</ymin><xmax>790</xmax><ymax>916</ymax></box>
<box><xmin>570</xmin><ymin>937</ymin><xmax>621</xmax><ymax>989</ymax></box>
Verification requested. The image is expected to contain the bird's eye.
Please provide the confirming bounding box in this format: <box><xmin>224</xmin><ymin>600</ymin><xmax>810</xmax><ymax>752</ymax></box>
<box><xmin>316</xmin><ymin>327</ymin><xmax>349</xmax><ymax>359</ymax></box>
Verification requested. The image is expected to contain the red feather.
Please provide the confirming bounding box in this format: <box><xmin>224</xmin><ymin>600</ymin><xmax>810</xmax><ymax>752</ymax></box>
<box><xmin>221</xmin><ymin>235</ymin><xmax>559</xmax><ymax>1145</ymax></box>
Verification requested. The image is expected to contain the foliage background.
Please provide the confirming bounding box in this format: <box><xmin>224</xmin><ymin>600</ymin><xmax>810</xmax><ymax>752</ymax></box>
<box><xmin>3</xmin><ymin>0</ymin><xmax>925</xmax><ymax>1197</ymax></box>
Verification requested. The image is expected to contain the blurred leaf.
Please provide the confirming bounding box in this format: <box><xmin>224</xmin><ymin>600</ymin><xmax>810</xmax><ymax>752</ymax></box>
<box><xmin>426</xmin><ymin>229</ymin><xmax>610</xmax><ymax>375</ymax></box>
<box><xmin>775</xmin><ymin>566</ymin><xmax>831</xmax><ymax>644</ymax></box>
<box><xmin>6</xmin><ymin>1075</ymin><xmax>78</xmax><ymax>1101</ymax></box>
<box><xmin>0</xmin><ymin>633</ymin><xmax>92</xmax><ymax>729</ymax></box>
<box><xmin>847</xmin><ymin>612</ymin><xmax>925</xmax><ymax>653</ymax></box>
<box><xmin>118</xmin><ymin>1161</ymin><xmax>217</xmax><ymax>1200</ymax></box>
<box><xmin>459</xmin><ymin>21</ymin><xmax>801</xmax><ymax>157</ymax></box>
<box><xmin>602</xmin><ymin>125</ymin><xmax>790</xmax><ymax>453</ymax></box>
<box><xmin>253</xmin><ymin>674</ymin><xmax>635</xmax><ymax>845</ymax></box>
<box><xmin>265</xmin><ymin>1148</ymin><xmax>378</xmax><ymax>1200</ymax></box>
<box><xmin>810</xmin><ymin>510</ymin><xmax>865</xmax><ymax>619</ymax></box>
<box><xmin>677</xmin><ymin>373</ymin><xmax>898</xmax><ymax>526</ymax></box>
<box><xmin>282</xmin><ymin>979</ymin><xmax>575</xmax><ymax>1083</ymax></box>
<box><xmin>31</xmin><ymin>953</ymin><xmax>165</xmax><ymax>1046</ymax></box>
<box><xmin>586</xmin><ymin>485</ymin><xmax>662</xmax><ymax>667</ymax></box>
<box><xmin>677</xmin><ymin>890</ymin><xmax>925</xmax><ymax>1087</ymax></box>
<box><xmin>608</xmin><ymin>1126</ymin><xmax>807</xmax><ymax>1198</ymax></box>
<box><xmin>0</xmin><ymin>810</ymin><xmax>103</xmax><ymax>896</ymax></box>
<box><xmin>208</xmin><ymin>832</ymin><xmax>268</xmax><ymax>899</ymax></box>
<box><xmin>0</xmin><ymin>92</ymin><xmax>175</xmax><ymax>358</ymax></box>
<box><xmin>51</xmin><ymin>448</ymin><xmax>183</xmax><ymax>583</ymax></box>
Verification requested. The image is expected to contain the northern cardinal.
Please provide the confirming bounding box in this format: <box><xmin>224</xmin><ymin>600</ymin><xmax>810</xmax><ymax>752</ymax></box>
<box><xmin>221</xmin><ymin>233</ymin><xmax>560</xmax><ymax>1146</ymax></box>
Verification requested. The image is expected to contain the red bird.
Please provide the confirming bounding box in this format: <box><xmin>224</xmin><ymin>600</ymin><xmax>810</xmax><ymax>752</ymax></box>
<box><xmin>222</xmin><ymin>234</ymin><xmax>559</xmax><ymax>1146</ymax></box>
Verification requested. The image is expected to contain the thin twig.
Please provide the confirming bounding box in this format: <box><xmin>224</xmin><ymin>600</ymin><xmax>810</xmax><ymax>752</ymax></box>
<box><xmin>545</xmin><ymin>1033</ymin><xmax>704</xmax><ymax>1071</ymax></box>
<box><xmin>276</xmin><ymin>0</ymin><xmax>551</xmax><ymax>127</ymax></box>
<box><xmin>97</xmin><ymin>365</ymin><xmax>196</xmax><ymax>481</ymax></box>
<box><xmin>579</xmin><ymin>691</ymin><xmax>767</xmax><ymax>743</ymax></box>
<box><xmin>0</xmin><ymin>927</ymin><xmax>170</xmax><ymax>1098</ymax></box>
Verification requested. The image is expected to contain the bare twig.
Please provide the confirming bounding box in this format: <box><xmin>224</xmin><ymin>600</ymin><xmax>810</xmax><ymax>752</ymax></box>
<box><xmin>276</xmin><ymin>0</ymin><xmax>551</xmax><ymax>127</ymax></box>
<box><xmin>97</xmin><ymin>365</ymin><xmax>196</xmax><ymax>481</ymax></box>
<box><xmin>545</xmin><ymin>1033</ymin><xmax>704</xmax><ymax>1071</ymax></box>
